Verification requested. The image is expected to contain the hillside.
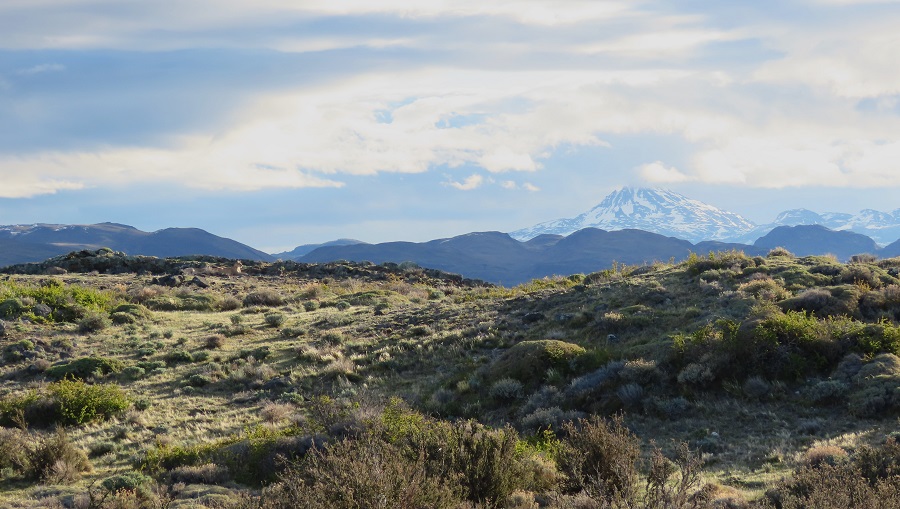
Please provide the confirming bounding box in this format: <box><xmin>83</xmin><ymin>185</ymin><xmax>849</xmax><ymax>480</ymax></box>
<box><xmin>0</xmin><ymin>223</ymin><xmax>274</xmax><ymax>266</ymax></box>
<box><xmin>299</xmin><ymin>228</ymin><xmax>770</xmax><ymax>285</ymax></box>
<box><xmin>1</xmin><ymin>249</ymin><xmax>900</xmax><ymax>507</ymax></box>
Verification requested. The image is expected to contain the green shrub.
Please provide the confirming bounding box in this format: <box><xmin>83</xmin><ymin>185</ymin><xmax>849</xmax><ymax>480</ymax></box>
<box><xmin>0</xmin><ymin>297</ymin><xmax>28</xmax><ymax>319</ymax></box>
<box><xmin>78</xmin><ymin>311</ymin><xmax>110</xmax><ymax>333</ymax></box>
<box><xmin>781</xmin><ymin>287</ymin><xmax>859</xmax><ymax>317</ymax></box>
<box><xmin>121</xmin><ymin>366</ymin><xmax>146</xmax><ymax>380</ymax></box>
<box><xmin>243</xmin><ymin>290</ymin><xmax>285</xmax><ymax>307</ymax></box>
<box><xmin>489</xmin><ymin>340</ymin><xmax>585</xmax><ymax>388</ymax></box>
<box><xmin>88</xmin><ymin>441</ymin><xmax>118</xmax><ymax>458</ymax></box>
<box><xmin>489</xmin><ymin>378</ymin><xmax>524</xmax><ymax>401</ymax></box>
<box><xmin>265</xmin><ymin>312</ymin><xmax>286</xmax><ymax>328</ymax></box>
<box><xmin>303</xmin><ymin>300</ymin><xmax>319</xmax><ymax>312</ymax></box>
<box><xmin>738</xmin><ymin>277</ymin><xmax>790</xmax><ymax>301</ymax></box>
<box><xmin>164</xmin><ymin>350</ymin><xmax>194</xmax><ymax>365</ymax></box>
<box><xmin>49</xmin><ymin>379</ymin><xmax>130</xmax><ymax>425</ymax></box>
<box><xmin>102</xmin><ymin>471</ymin><xmax>152</xmax><ymax>493</ymax></box>
<box><xmin>45</xmin><ymin>356</ymin><xmax>125</xmax><ymax>380</ymax></box>
<box><xmin>188</xmin><ymin>374</ymin><xmax>213</xmax><ymax>387</ymax></box>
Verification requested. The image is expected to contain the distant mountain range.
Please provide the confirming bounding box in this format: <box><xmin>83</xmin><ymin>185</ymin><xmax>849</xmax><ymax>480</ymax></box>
<box><xmin>0</xmin><ymin>223</ymin><xmax>273</xmax><ymax>267</ymax></box>
<box><xmin>3</xmin><ymin>187</ymin><xmax>900</xmax><ymax>285</ymax></box>
<box><xmin>297</xmin><ymin>228</ymin><xmax>755</xmax><ymax>285</ymax></box>
<box><xmin>290</xmin><ymin>225</ymin><xmax>900</xmax><ymax>285</ymax></box>
<box><xmin>511</xmin><ymin>187</ymin><xmax>900</xmax><ymax>246</ymax></box>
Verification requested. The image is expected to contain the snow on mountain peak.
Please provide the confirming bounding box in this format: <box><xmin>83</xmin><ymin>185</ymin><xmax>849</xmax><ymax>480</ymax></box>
<box><xmin>510</xmin><ymin>187</ymin><xmax>756</xmax><ymax>243</ymax></box>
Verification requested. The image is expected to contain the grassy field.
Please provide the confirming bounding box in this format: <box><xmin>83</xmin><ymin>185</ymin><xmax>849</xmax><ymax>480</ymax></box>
<box><xmin>0</xmin><ymin>249</ymin><xmax>898</xmax><ymax>508</ymax></box>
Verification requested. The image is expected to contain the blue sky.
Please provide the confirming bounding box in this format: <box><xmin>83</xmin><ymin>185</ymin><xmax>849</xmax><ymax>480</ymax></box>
<box><xmin>2</xmin><ymin>0</ymin><xmax>900</xmax><ymax>252</ymax></box>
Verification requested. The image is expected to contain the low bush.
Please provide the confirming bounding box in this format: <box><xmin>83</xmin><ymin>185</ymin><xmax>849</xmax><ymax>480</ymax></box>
<box><xmin>45</xmin><ymin>356</ymin><xmax>125</xmax><ymax>380</ymax></box>
<box><xmin>489</xmin><ymin>378</ymin><xmax>524</xmax><ymax>401</ymax></box>
<box><xmin>265</xmin><ymin>431</ymin><xmax>462</xmax><ymax>509</ymax></box>
<box><xmin>264</xmin><ymin>312</ymin><xmax>285</xmax><ymax>328</ymax></box>
<box><xmin>25</xmin><ymin>427</ymin><xmax>92</xmax><ymax>483</ymax></box>
<box><xmin>78</xmin><ymin>311</ymin><xmax>111</xmax><ymax>333</ymax></box>
<box><xmin>557</xmin><ymin>415</ymin><xmax>640</xmax><ymax>503</ymax></box>
<box><xmin>205</xmin><ymin>334</ymin><xmax>226</xmax><ymax>349</ymax></box>
<box><xmin>489</xmin><ymin>340</ymin><xmax>585</xmax><ymax>389</ymax></box>
<box><xmin>50</xmin><ymin>379</ymin><xmax>130</xmax><ymax>425</ymax></box>
<box><xmin>243</xmin><ymin>290</ymin><xmax>285</xmax><ymax>307</ymax></box>
<box><xmin>102</xmin><ymin>471</ymin><xmax>152</xmax><ymax>493</ymax></box>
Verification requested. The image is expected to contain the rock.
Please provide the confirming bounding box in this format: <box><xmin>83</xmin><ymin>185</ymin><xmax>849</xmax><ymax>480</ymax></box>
<box><xmin>607</xmin><ymin>334</ymin><xmax>619</xmax><ymax>343</ymax></box>
<box><xmin>555</xmin><ymin>313</ymin><xmax>575</xmax><ymax>323</ymax></box>
<box><xmin>262</xmin><ymin>377</ymin><xmax>292</xmax><ymax>391</ymax></box>
<box><xmin>522</xmin><ymin>312</ymin><xmax>545</xmax><ymax>324</ymax></box>
<box><xmin>46</xmin><ymin>266</ymin><xmax>68</xmax><ymax>275</ymax></box>
<box><xmin>32</xmin><ymin>303</ymin><xmax>52</xmax><ymax>318</ymax></box>
<box><xmin>0</xmin><ymin>320</ymin><xmax>6</xmax><ymax>337</ymax></box>
<box><xmin>152</xmin><ymin>274</ymin><xmax>184</xmax><ymax>287</ymax></box>
<box><xmin>189</xmin><ymin>276</ymin><xmax>210</xmax><ymax>289</ymax></box>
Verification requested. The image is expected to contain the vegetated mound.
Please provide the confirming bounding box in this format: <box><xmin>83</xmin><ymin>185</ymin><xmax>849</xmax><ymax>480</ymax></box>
<box><xmin>0</xmin><ymin>248</ymin><xmax>491</xmax><ymax>289</ymax></box>
<box><xmin>488</xmin><ymin>339</ymin><xmax>585</xmax><ymax>387</ymax></box>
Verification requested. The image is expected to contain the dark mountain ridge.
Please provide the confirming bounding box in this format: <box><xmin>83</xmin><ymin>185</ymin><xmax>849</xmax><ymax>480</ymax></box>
<box><xmin>0</xmin><ymin>223</ymin><xmax>273</xmax><ymax>266</ymax></box>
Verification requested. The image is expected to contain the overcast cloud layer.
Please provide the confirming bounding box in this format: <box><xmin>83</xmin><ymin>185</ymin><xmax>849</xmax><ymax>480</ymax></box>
<box><xmin>2</xmin><ymin>1</ymin><xmax>899</xmax><ymax>249</ymax></box>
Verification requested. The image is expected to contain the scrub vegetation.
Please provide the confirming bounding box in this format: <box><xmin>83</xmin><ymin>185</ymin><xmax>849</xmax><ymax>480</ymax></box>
<box><xmin>1</xmin><ymin>248</ymin><xmax>899</xmax><ymax>507</ymax></box>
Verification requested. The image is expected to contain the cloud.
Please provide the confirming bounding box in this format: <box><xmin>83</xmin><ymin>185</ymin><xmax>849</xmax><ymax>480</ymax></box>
<box><xmin>4</xmin><ymin>0</ymin><xmax>900</xmax><ymax>199</ymax></box>
<box><xmin>446</xmin><ymin>174</ymin><xmax>484</xmax><ymax>190</ymax></box>
<box><xmin>15</xmin><ymin>63</ymin><xmax>65</xmax><ymax>75</ymax></box>
<box><xmin>638</xmin><ymin>161</ymin><xmax>691</xmax><ymax>183</ymax></box>
<box><xmin>0</xmin><ymin>145</ymin><xmax>344</xmax><ymax>197</ymax></box>
<box><xmin>500</xmin><ymin>180</ymin><xmax>540</xmax><ymax>191</ymax></box>
<box><xmin>0</xmin><ymin>174</ymin><xmax>83</xmax><ymax>199</ymax></box>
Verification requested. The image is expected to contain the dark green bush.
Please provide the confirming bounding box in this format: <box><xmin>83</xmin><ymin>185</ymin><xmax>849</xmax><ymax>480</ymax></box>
<box><xmin>488</xmin><ymin>340</ymin><xmax>585</xmax><ymax>388</ymax></box>
<box><xmin>45</xmin><ymin>356</ymin><xmax>125</xmax><ymax>380</ymax></box>
<box><xmin>102</xmin><ymin>471</ymin><xmax>152</xmax><ymax>493</ymax></box>
<box><xmin>164</xmin><ymin>350</ymin><xmax>194</xmax><ymax>365</ymax></box>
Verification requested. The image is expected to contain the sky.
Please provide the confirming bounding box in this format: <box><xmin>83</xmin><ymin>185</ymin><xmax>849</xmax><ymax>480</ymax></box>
<box><xmin>2</xmin><ymin>1</ymin><xmax>900</xmax><ymax>252</ymax></box>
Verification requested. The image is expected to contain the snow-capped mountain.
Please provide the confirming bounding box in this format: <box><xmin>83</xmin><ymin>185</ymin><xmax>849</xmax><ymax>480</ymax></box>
<box><xmin>510</xmin><ymin>187</ymin><xmax>757</xmax><ymax>243</ymax></box>
<box><xmin>730</xmin><ymin>208</ymin><xmax>900</xmax><ymax>246</ymax></box>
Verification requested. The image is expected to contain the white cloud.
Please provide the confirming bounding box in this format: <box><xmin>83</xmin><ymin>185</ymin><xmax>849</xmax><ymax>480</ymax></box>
<box><xmin>753</xmin><ymin>17</ymin><xmax>900</xmax><ymax>98</ymax></box>
<box><xmin>15</xmin><ymin>63</ymin><xmax>65</xmax><ymax>75</ymax></box>
<box><xmin>4</xmin><ymin>1</ymin><xmax>900</xmax><ymax>198</ymax></box>
<box><xmin>446</xmin><ymin>174</ymin><xmax>484</xmax><ymax>190</ymax></box>
<box><xmin>522</xmin><ymin>182</ymin><xmax>540</xmax><ymax>192</ymax></box>
<box><xmin>638</xmin><ymin>162</ymin><xmax>691</xmax><ymax>183</ymax></box>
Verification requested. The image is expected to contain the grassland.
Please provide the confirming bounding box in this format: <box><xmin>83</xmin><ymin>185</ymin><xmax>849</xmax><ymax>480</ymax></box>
<box><xmin>0</xmin><ymin>249</ymin><xmax>899</xmax><ymax>508</ymax></box>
